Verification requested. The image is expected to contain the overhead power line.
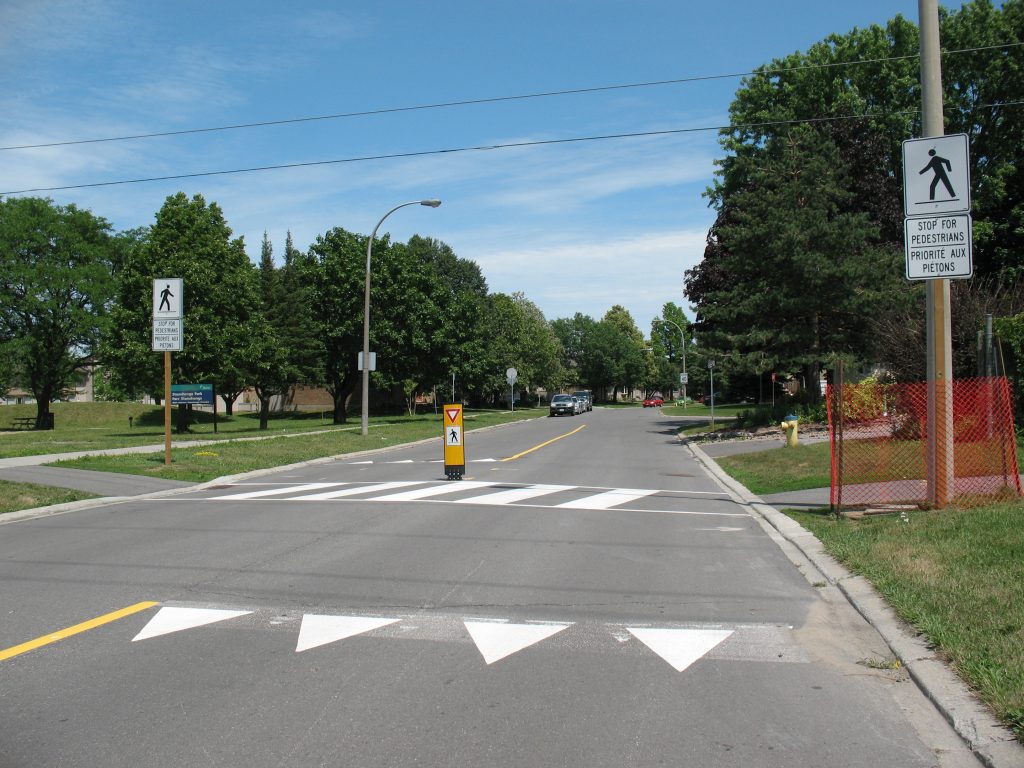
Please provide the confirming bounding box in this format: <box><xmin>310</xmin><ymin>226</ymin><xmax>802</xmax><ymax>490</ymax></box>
<box><xmin>3</xmin><ymin>101</ymin><xmax>1021</xmax><ymax>197</ymax></box>
<box><xmin>0</xmin><ymin>41</ymin><xmax>1019</xmax><ymax>152</ymax></box>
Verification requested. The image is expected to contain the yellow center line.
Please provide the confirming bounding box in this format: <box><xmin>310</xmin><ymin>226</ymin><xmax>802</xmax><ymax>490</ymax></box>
<box><xmin>0</xmin><ymin>601</ymin><xmax>159</xmax><ymax>662</ymax></box>
<box><xmin>501</xmin><ymin>424</ymin><xmax>587</xmax><ymax>461</ymax></box>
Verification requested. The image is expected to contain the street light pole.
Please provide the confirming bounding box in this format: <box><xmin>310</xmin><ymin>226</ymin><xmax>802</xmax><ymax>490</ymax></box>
<box><xmin>361</xmin><ymin>199</ymin><xmax>442</xmax><ymax>436</ymax></box>
<box><xmin>661</xmin><ymin>319</ymin><xmax>688</xmax><ymax>408</ymax></box>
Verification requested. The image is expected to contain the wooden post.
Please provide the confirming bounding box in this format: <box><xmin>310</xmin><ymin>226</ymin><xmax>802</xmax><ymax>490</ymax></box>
<box><xmin>920</xmin><ymin>0</ymin><xmax>953</xmax><ymax>508</ymax></box>
<box><xmin>833</xmin><ymin>359</ymin><xmax>844</xmax><ymax>516</ymax></box>
<box><xmin>164</xmin><ymin>351</ymin><xmax>172</xmax><ymax>466</ymax></box>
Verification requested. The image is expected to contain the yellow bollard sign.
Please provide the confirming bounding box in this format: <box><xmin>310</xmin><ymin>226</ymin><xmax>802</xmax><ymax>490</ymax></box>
<box><xmin>443</xmin><ymin>404</ymin><xmax>465</xmax><ymax>480</ymax></box>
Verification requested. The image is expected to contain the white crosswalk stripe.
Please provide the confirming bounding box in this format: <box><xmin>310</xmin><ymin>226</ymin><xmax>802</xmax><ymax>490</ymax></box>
<box><xmin>201</xmin><ymin>481</ymin><xmax>746</xmax><ymax>517</ymax></box>
<box><xmin>295</xmin><ymin>481</ymin><xmax>421</xmax><ymax>501</ymax></box>
<box><xmin>212</xmin><ymin>482</ymin><xmax>344</xmax><ymax>500</ymax></box>
<box><xmin>454</xmin><ymin>484</ymin><xmax>563</xmax><ymax>505</ymax></box>
<box><xmin>370</xmin><ymin>481</ymin><xmax>497</xmax><ymax>502</ymax></box>
<box><xmin>555</xmin><ymin>488</ymin><xmax>658</xmax><ymax>509</ymax></box>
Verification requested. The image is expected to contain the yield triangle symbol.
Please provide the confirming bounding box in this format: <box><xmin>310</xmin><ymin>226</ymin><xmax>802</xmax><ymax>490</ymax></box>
<box><xmin>626</xmin><ymin>627</ymin><xmax>733</xmax><ymax>672</ymax></box>
<box><xmin>464</xmin><ymin>621</ymin><xmax>572</xmax><ymax>665</ymax></box>
<box><xmin>132</xmin><ymin>607</ymin><xmax>252</xmax><ymax>642</ymax></box>
<box><xmin>296</xmin><ymin>615</ymin><xmax>400</xmax><ymax>652</ymax></box>
<box><xmin>446</xmin><ymin>408</ymin><xmax>460</xmax><ymax>423</ymax></box>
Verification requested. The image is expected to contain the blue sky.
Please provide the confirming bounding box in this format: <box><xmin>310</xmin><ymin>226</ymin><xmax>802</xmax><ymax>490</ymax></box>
<box><xmin>1</xmin><ymin>1</ymin><xmax>941</xmax><ymax>333</ymax></box>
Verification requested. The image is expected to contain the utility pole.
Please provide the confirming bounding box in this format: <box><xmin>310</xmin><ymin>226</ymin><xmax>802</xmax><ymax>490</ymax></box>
<box><xmin>920</xmin><ymin>0</ymin><xmax>954</xmax><ymax>507</ymax></box>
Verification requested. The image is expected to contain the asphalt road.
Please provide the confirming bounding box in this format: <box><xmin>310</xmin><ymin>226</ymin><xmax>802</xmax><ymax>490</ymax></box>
<box><xmin>0</xmin><ymin>408</ymin><xmax>982</xmax><ymax>767</ymax></box>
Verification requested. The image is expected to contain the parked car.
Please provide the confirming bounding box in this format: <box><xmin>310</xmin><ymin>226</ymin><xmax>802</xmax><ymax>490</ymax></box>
<box><xmin>642</xmin><ymin>395</ymin><xmax>664</xmax><ymax>408</ymax></box>
<box><xmin>572</xmin><ymin>391</ymin><xmax>592</xmax><ymax>412</ymax></box>
<box><xmin>549</xmin><ymin>394</ymin><xmax>577</xmax><ymax>416</ymax></box>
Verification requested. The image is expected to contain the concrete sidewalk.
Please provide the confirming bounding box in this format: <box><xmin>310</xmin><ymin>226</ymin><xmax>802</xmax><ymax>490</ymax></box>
<box><xmin>698</xmin><ymin>434</ymin><xmax>832</xmax><ymax>509</ymax></box>
<box><xmin>0</xmin><ymin>465</ymin><xmax>193</xmax><ymax>496</ymax></box>
<box><xmin>0</xmin><ymin>441</ymin><xmax>206</xmax><ymax>496</ymax></box>
<box><xmin>0</xmin><ymin>425</ymin><xmax>368</xmax><ymax>496</ymax></box>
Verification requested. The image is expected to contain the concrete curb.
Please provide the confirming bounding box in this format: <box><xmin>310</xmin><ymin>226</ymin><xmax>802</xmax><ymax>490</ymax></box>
<box><xmin>685</xmin><ymin>438</ymin><xmax>1024</xmax><ymax>768</ymax></box>
<box><xmin>0</xmin><ymin>413</ymin><xmax>544</xmax><ymax>525</ymax></box>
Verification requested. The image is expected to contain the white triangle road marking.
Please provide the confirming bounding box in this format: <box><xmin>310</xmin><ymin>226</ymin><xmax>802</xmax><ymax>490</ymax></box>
<box><xmin>464</xmin><ymin>620</ymin><xmax>572</xmax><ymax>665</ymax></box>
<box><xmin>132</xmin><ymin>607</ymin><xmax>252</xmax><ymax>642</ymax></box>
<box><xmin>626</xmin><ymin>627</ymin><xmax>733</xmax><ymax>671</ymax></box>
<box><xmin>296</xmin><ymin>615</ymin><xmax>400</xmax><ymax>652</ymax></box>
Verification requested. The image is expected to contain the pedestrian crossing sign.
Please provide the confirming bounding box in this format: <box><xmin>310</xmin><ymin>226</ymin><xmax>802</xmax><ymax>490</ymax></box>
<box><xmin>443</xmin><ymin>403</ymin><xmax>465</xmax><ymax>479</ymax></box>
<box><xmin>902</xmin><ymin>133</ymin><xmax>970</xmax><ymax>217</ymax></box>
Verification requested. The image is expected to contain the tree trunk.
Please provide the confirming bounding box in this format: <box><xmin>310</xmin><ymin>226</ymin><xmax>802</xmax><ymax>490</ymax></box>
<box><xmin>33</xmin><ymin>386</ymin><xmax>53</xmax><ymax>430</ymax></box>
<box><xmin>807</xmin><ymin>311</ymin><xmax>822</xmax><ymax>404</ymax></box>
<box><xmin>175</xmin><ymin>403</ymin><xmax>190</xmax><ymax>433</ymax></box>
<box><xmin>221</xmin><ymin>390</ymin><xmax>242</xmax><ymax>416</ymax></box>
<box><xmin>259</xmin><ymin>396</ymin><xmax>270</xmax><ymax>430</ymax></box>
<box><xmin>329</xmin><ymin>374</ymin><xmax>357</xmax><ymax>424</ymax></box>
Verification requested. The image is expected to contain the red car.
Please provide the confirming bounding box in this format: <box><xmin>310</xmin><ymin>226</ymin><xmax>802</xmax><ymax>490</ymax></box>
<box><xmin>642</xmin><ymin>395</ymin><xmax>664</xmax><ymax>408</ymax></box>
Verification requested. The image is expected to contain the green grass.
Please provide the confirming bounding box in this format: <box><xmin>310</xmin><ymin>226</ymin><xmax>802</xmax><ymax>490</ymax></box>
<box><xmin>715</xmin><ymin>442</ymin><xmax>833</xmax><ymax>495</ymax></box>
<box><xmin>0</xmin><ymin>402</ymin><xmax>546</xmax><ymax>459</ymax></box>
<box><xmin>51</xmin><ymin>409</ymin><xmax>542</xmax><ymax>482</ymax></box>
<box><xmin>715</xmin><ymin>435</ymin><xmax>1023</xmax><ymax>496</ymax></box>
<box><xmin>0</xmin><ymin>402</ymin><xmax>373</xmax><ymax>457</ymax></box>
<box><xmin>0</xmin><ymin>479</ymin><xmax>97</xmax><ymax>515</ymax></box>
<box><xmin>675</xmin><ymin>420</ymin><xmax>739</xmax><ymax>438</ymax></box>
<box><xmin>787</xmin><ymin>502</ymin><xmax>1024</xmax><ymax>740</ymax></box>
<box><xmin>663</xmin><ymin>401</ymin><xmax>751</xmax><ymax>418</ymax></box>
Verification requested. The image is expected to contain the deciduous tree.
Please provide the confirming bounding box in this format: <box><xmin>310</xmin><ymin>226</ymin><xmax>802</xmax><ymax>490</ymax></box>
<box><xmin>0</xmin><ymin>197</ymin><xmax>118</xmax><ymax>427</ymax></box>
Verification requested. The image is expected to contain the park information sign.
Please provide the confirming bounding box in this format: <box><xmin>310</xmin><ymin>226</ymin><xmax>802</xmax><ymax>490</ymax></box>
<box><xmin>902</xmin><ymin>134</ymin><xmax>972</xmax><ymax>281</ymax></box>
<box><xmin>443</xmin><ymin>404</ymin><xmax>465</xmax><ymax>481</ymax></box>
<box><xmin>171</xmin><ymin>384</ymin><xmax>214</xmax><ymax>406</ymax></box>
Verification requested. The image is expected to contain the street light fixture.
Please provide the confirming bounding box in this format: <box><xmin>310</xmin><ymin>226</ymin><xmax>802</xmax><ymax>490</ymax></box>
<box><xmin>661</xmin><ymin>318</ymin><xmax>688</xmax><ymax>408</ymax></box>
<box><xmin>361</xmin><ymin>199</ymin><xmax>442</xmax><ymax>436</ymax></box>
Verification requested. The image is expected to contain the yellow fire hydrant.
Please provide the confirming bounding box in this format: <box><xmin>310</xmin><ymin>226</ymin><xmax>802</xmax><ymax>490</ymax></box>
<box><xmin>780</xmin><ymin>414</ymin><xmax>799</xmax><ymax>447</ymax></box>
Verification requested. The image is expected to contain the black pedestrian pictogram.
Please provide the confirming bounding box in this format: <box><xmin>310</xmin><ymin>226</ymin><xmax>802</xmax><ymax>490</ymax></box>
<box><xmin>159</xmin><ymin>284</ymin><xmax>174</xmax><ymax>311</ymax></box>
<box><xmin>449</xmin><ymin>428</ymin><xmax>460</xmax><ymax>444</ymax></box>
<box><xmin>920</xmin><ymin>148</ymin><xmax>956</xmax><ymax>200</ymax></box>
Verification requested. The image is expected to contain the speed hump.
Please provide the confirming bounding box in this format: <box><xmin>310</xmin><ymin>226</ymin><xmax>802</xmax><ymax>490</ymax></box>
<box><xmin>443</xmin><ymin>404</ymin><xmax>465</xmax><ymax>480</ymax></box>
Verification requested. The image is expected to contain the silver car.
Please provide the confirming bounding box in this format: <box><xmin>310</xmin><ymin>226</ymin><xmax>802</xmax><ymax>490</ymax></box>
<box><xmin>549</xmin><ymin>394</ymin><xmax>577</xmax><ymax>417</ymax></box>
<box><xmin>572</xmin><ymin>391</ymin><xmax>592</xmax><ymax>412</ymax></box>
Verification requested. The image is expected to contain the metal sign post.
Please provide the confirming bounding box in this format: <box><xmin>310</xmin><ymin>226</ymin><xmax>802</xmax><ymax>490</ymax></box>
<box><xmin>506</xmin><ymin>368</ymin><xmax>517</xmax><ymax>412</ymax></box>
<box><xmin>443</xmin><ymin>404</ymin><xmax>465</xmax><ymax>481</ymax></box>
<box><xmin>708</xmin><ymin>360</ymin><xmax>715</xmax><ymax>429</ymax></box>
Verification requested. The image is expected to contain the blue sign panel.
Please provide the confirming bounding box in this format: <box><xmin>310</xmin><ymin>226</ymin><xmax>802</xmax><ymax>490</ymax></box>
<box><xmin>171</xmin><ymin>383</ymin><xmax>214</xmax><ymax>405</ymax></box>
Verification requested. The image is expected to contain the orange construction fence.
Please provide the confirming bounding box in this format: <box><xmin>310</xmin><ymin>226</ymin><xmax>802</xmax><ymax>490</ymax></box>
<box><xmin>827</xmin><ymin>377</ymin><xmax>1021</xmax><ymax>510</ymax></box>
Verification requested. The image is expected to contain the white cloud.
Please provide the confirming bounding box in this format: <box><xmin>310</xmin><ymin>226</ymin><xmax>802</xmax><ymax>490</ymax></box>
<box><xmin>0</xmin><ymin>0</ymin><xmax>122</xmax><ymax>54</ymax></box>
<box><xmin>468</xmin><ymin>227</ymin><xmax>709</xmax><ymax>329</ymax></box>
<box><xmin>290</xmin><ymin>9</ymin><xmax>372</xmax><ymax>42</ymax></box>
